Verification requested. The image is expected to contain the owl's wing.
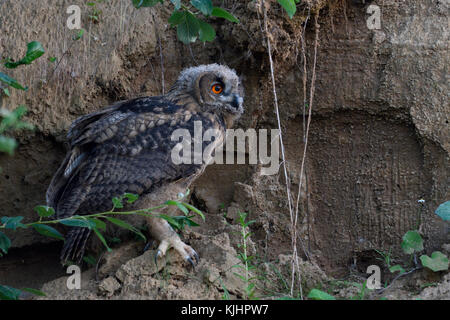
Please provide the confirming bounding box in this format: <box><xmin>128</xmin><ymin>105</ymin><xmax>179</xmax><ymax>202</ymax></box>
<box><xmin>46</xmin><ymin>96</ymin><xmax>219</xmax><ymax>219</ymax></box>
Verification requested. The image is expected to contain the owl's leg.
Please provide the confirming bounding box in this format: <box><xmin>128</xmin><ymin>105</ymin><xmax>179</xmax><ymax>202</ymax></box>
<box><xmin>146</xmin><ymin>216</ymin><xmax>199</xmax><ymax>267</ymax></box>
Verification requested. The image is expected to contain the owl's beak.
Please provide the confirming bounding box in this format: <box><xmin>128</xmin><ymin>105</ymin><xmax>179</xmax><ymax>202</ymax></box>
<box><xmin>230</xmin><ymin>93</ymin><xmax>244</xmax><ymax>114</ymax></box>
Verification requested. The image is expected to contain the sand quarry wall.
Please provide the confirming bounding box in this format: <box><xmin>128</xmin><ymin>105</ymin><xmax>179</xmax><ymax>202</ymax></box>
<box><xmin>0</xmin><ymin>0</ymin><xmax>448</xmax><ymax>290</ymax></box>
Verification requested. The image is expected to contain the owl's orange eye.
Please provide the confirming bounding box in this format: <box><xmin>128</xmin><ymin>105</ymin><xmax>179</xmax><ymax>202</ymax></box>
<box><xmin>211</xmin><ymin>84</ymin><xmax>223</xmax><ymax>94</ymax></box>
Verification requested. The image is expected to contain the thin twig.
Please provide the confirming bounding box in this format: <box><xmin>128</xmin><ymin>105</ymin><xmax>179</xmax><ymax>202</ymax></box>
<box><xmin>261</xmin><ymin>0</ymin><xmax>301</xmax><ymax>299</ymax></box>
<box><xmin>188</xmin><ymin>44</ymin><xmax>198</xmax><ymax>65</ymax></box>
<box><xmin>95</xmin><ymin>250</ymin><xmax>107</xmax><ymax>282</ymax></box>
<box><xmin>158</xmin><ymin>35</ymin><xmax>165</xmax><ymax>95</ymax></box>
<box><xmin>48</xmin><ymin>38</ymin><xmax>78</xmax><ymax>81</ymax></box>
<box><xmin>376</xmin><ymin>267</ymin><xmax>422</xmax><ymax>294</ymax></box>
<box><xmin>152</xmin><ymin>13</ymin><xmax>165</xmax><ymax>95</ymax></box>
<box><xmin>300</xmin><ymin>7</ymin><xmax>310</xmax><ymax>143</ymax></box>
<box><xmin>293</xmin><ymin>11</ymin><xmax>320</xmax><ymax>266</ymax></box>
<box><xmin>293</xmin><ymin>5</ymin><xmax>311</xmax><ymax>260</ymax></box>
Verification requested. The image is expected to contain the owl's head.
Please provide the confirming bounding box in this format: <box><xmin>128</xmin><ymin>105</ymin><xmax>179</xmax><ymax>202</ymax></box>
<box><xmin>168</xmin><ymin>64</ymin><xmax>244</xmax><ymax>120</ymax></box>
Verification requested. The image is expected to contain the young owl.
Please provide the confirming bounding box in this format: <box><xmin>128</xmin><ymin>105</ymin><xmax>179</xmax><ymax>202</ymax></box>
<box><xmin>46</xmin><ymin>64</ymin><xmax>244</xmax><ymax>266</ymax></box>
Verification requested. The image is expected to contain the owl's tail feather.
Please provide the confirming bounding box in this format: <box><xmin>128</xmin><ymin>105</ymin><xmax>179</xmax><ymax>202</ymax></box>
<box><xmin>61</xmin><ymin>227</ymin><xmax>91</xmax><ymax>265</ymax></box>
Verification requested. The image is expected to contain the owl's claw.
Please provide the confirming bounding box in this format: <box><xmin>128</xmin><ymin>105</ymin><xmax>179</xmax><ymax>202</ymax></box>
<box><xmin>155</xmin><ymin>249</ymin><xmax>162</xmax><ymax>266</ymax></box>
<box><xmin>187</xmin><ymin>257</ymin><xmax>196</xmax><ymax>269</ymax></box>
<box><xmin>193</xmin><ymin>250</ymin><xmax>199</xmax><ymax>264</ymax></box>
<box><xmin>154</xmin><ymin>236</ymin><xmax>199</xmax><ymax>269</ymax></box>
<box><xmin>143</xmin><ymin>240</ymin><xmax>154</xmax><ymax>253</ymax></box>
<box><xmin>185</xmin><ymin>248</ymin><xmax>199</xmax><ymax>269</ymax></box>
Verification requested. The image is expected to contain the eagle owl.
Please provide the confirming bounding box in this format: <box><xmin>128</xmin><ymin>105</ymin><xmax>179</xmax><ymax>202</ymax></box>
<box><xmin>46</xmin><ymin>64</ymin><xmax>244</xmax><ymax>266</ymax></box>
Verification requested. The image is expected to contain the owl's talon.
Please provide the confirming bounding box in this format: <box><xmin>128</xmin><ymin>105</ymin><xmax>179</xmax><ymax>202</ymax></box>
<box><xmin>143</xmin><ymin>241</ymin><xmax>153</xmax><ymax>253</ymax></box>
<box><xmin>193</xmin><ymin>250</ymin><xmax>199</xmax><ymax>264</ymax></box>
<box><xmin>154</xmin><ymin>250</ymin><xmax>161</xmax><ymax>265</ymax></box>
<box><xmin>154</xmin><ymin>235</ymin><xmax>200</xmax><ymax>269</ymax></box>
<box><xmin>187</xmin><ymin>257</ymin><xmax>196</xmax><ymax>270</ymax></box>
<box><xmin>182</xmin><ymin>246</ymin><xmax>199</xmax><ymax>268</ymax></box>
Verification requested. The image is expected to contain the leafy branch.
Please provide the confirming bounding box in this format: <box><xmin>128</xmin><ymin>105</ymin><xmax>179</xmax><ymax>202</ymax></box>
<box><xmin>132</xmin><ymin>0</ymin><xmax>239</xmax><ymax>43</ymax></box>
<box><xmin>0</xmin><ymin>192</ymin><xmax>204</xmax><ymax>257</ymax></box>
<box><xmin>0</xmin><ymin>192</ymin><xmax>204</xmax><ymax>300</ymax></box>
<box><xmin>0</xmin><ymin>41</ymin><xmax>44</xmax><ymax>170</ymax></box>
<box><xmin>307</xmin><ymin>200</ymin><xmax>450</xmax><ymax>300</ymax></box>
<box><xmin>0</xmin><ymin>106</ymin><xmax>34</xmax><ymax>157</ymax></box>
<box><xmin>277</xmin><ymin>0</ymin><xmax>301</xmax><ymax>19</ymax></box>
<box><xmin>0</xmin><ymin>41</ymin><xmax>45</xmax><ymax>93</ymax></box>
<box><xmin>48</xmin><ymin>29</ymin><xmax>85</xmax><ymax>81</ymax></box>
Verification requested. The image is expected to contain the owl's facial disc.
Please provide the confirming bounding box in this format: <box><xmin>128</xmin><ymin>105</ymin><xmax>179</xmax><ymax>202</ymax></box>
<box><xmin>198</xmin><ymin>72</ymin><xmax>243</xmax><ymax>116</ymax></box>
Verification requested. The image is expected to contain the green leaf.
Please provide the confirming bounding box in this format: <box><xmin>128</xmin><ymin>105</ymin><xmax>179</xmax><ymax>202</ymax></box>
<box><xmin>172</xmin><ymin>215</ymin><xmax>200</xmax><ymax>228</ymax></box>
<box><xmin>211</xmin><ymin>7</ymin><xmax>239</xmax><ymax>23</ymax></box>
<box><xmin>244</xmin><ymin>232</ymin><xmax>253</xmax><ymax>240</ymax></box>
<box><xmin>2</xmin><ymin>88</ymin><xmax>10</xmax><ymax>96</ymax></box>
<box><xmin>277</xmin><ymin>0</ymin><xmax>297</xmax><ymax>19</ymax></box>
<box><xmin>220</xmin><ymin>278</ymin><xmax>230</xmax><ymax>300</ymax></box>
<box><xmin>4</xmin><ymin>41</ymin><xmax>45</xmax><ymax>69</ymax></box>
<box><xmin>0</xmin><ymin>72</ymin><xmax>27</xmax><ymax>91</ymax></box>
<box><xmin>183</xmin><ymin>216</ymin><xmax>200</xmax><ymax>227</ymax></box>
<box><xmin>112</xmin><ymin>196</ymin><xmax>124</xmax><ymax>209</ymax></box>
<box><xmin>166</xmin><ymin>200</ymin><xmax>190</xmax><ymax>215</ymax></box>
<box><xmin>132</xmin><ymin>0</ymin><xmax>161</xmax><ymax>8</ymax></box>
<box><xmin>59</xmin><ymin>217</ymin><xmax>95</xmax><ymax>228</ymax></box>
<box><xmin>104</xmin><ymin>216</ymin><xmax>146</xmax><ymax>241</ymax></box>
<box><xmin>420</xmin><ymin>251</ymin><xmax>449</xmax><ymax>272</ymax></box>
<box><xmin>307</xmin><ymin>289</ymin><xmax>336</xmax><ymax>300</ymax></box>
<box><xmin>0</xmin><ymin>135</ymin><xmax>17</xmax><ymax>155</ymax></box>
<box><xmin>233</xmin><ymin>272</ymin><xmax>247</xmax><ymax>282</ymax></box>
<box><xmin>93</xmin><ymin>227</ymin><xmax>112</xmax><ymax>252</ymax></box>
<box><xmin>0</xmin><ymin>285</ymin><xmax>21</xmax><ymax>300</ymax></box>
<box><xmin>182</xmin><ymin>202</ymin><xmax>205</xmax><ymax>221</ymax></box>
<box><xmin>198</xmin><ymin>19</ymin><xmax>216</xmax><ymax>42</ymax></box>
<box><xmin>190</xmin><ymin>0</ymin><xmax>213</xmax><ymax>16</ymax></box>
<box><xmin>21</xmin><ymin>288</ymin><xmax>46</xmax><ymax>297</ymax></box>
<box><xmin>401</xmin><ymin>230</ymin><xmax>424</xmax><ymax>255</ymax></box>
<box><xmin>244</xmin><ymin>220</ymin><xmax>256</xmax><ymax>228</ymax></box>
<box><xmin>48</xmin><ymin>57</ymin><xmax>57</xmax><ymax>63</ymax></box>
<box><xmin>73</xmin><ymin>29</ymin><xmax>85</xmax><ymax>41</ymax></box>
<box><xmin>22</xmin><ymin>41</ymin><xmax>45</xmax><ymax>64</ymax></box>
<box><xmin>1</xmin><ymin>216</ymin><xmax>25</xmax><ymax>230</ymax></box>
<box><xmin>0</xmin><ymin>231</ymin><xmax>11</xmax><ymax>255</ymax></box>
<box><xmin>0</xmin><ymin>105</ymin><xmax>27</xmax><ymax>130</ymax></box>
<box><xmin>89</xmin><ymin>218</ymin><xmax>106</xmax><ymax>231</ymax></box>
<box><xmin>177</xmin><ymin>12</ymin><xmax>200</xmax><ymax>44</ymax></box>
<box><xmin>32</xmin><ymin>224</ymin><xmax>64</xmax><ymax>240</ymax></box>
<box><xmin>109</xmin><ymin>236</ymin><xmax>121</xmax><ymax>244</ymax></box>
<box><xmin>435</xmin><ymin>201</ymin><xmax>450</xmax><ymax>221</ymax></box>
<box><xmin>170</xmin><ymin>0</ymin><xmax>181</xmax><ymax>9</ymax></box>
<box><xmin>124</xmin><ymin>193</ymin><xmax>139</xmax><ymax>204</ymax></box>
<box><xmin>389</xmin><ymin>265</ymin><xmax>405</xmax><ymax>274</ymax></box>
<box><xmin>83</xmin><ymin>255</ymin><xmax>97</xmax><ymax>266</ymax></box>
<box><xmin>176</xmin><ymin>202</ymin><xmax>189</xmax><ymax>215</ymax></box>
<box><xmin>168</xmin><ymin>10</ymin><xmax>185</xmax><ymax>26</ymax></box>
<box><xmin>165</xmin><ymin>200</ymin><xmax>178</xmax><ymax>206</ymax></box>
<box><xmin>159</xmin><ymin>214</ymin><xmax>181</xmax><ymax>230</ymax></box>
<box><xmin>34</xmin><ymin>205</ymin><xmax>55</xmax><ymax>218</ymax></box>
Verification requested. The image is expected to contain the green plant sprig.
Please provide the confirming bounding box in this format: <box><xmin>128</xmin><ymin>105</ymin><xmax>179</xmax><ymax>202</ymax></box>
<box><xmin>0</xmin><ymin>192</ymin><xmax>204</xmax><ymax>257</ymax></box>
<box><xmin>132</xmin><ymin>0</ymin><xmax>239</xmax><ymax>44</ymax></box>
<box><xmin>0</xmin><ymin>41</ymin><xmax>42</xmax><ymax>163</ymax></box>
<box><xmin>232</xmin><ymin>211</ymin><xmax>258</xmax><ymax>300</ymax></box>
<box><xmin>0</xmin><ymin>192</ymin><xmax>204</xmax><ymax>300</ymax></box>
